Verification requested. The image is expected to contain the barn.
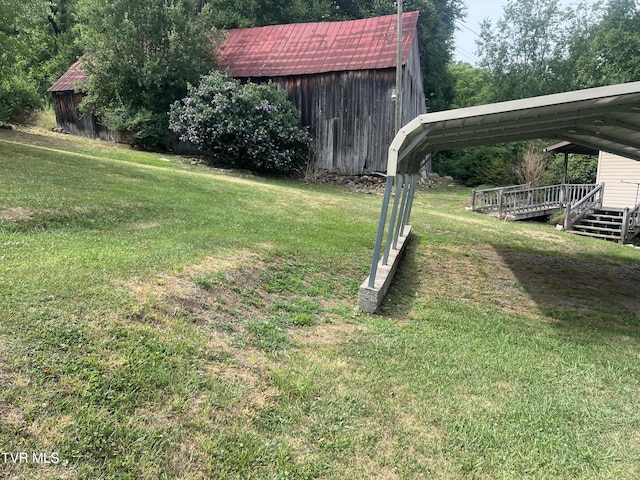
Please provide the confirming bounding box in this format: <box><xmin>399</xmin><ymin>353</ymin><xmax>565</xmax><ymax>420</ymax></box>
<box><xmin>217</xmin><ymin>12</ymin><xmax>426</xmax><ymax>174</ymax></box>
<box><xmin>48</xmin><ymin>12</ymin><xmax>426</xmax><ymax>174</ymax></box>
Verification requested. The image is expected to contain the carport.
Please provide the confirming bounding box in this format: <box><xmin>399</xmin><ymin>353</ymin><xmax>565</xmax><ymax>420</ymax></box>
<box><xmin>359</xmin><ymin>81</ymin><xmax>640</xmax><ymax>313</ymax></box>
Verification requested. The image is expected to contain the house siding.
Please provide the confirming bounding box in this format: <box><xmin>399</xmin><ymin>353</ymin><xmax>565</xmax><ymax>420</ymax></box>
<box><xmin>597</xmin><ymin>151</ymin><xmax>640</xmax><ymax>208</ymax></box>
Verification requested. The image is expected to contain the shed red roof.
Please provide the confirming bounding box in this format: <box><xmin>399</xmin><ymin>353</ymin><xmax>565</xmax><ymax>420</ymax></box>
<box><xmin>47</xmin><ymin>58</ymin><xmax>86</xmax><ymax>92</ymax></box>
<box><xmin>218</xmin><ymin>12</ymin><xmax>419</xmax><ymax>78</ymax></box>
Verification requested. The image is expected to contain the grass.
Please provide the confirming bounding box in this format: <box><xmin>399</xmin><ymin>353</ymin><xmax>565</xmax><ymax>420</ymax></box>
<box><xmin>1</xmin><ymin>125</ymin><xmax>640</xmax><ymax>479</ymax></box>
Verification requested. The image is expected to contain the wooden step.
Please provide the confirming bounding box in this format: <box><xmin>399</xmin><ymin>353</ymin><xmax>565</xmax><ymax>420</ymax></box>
<box><xmin>568</xmin><ymin>230</ymin><xmax>621</xmax><ymax>241</ymax></box>
<box><xmin>586</xmin><ymin>215</ymin><xmax>623</xmax><ymax>223</ymax></box>
<box><xmin>575</xmin><ymin>219</ymin><xmax>622</xmax><ymax>227</ymax></box>
<box><xmin>571</xmin><ymin>225</ymin><xmax>622</xmax><ymax>235</ymax></box>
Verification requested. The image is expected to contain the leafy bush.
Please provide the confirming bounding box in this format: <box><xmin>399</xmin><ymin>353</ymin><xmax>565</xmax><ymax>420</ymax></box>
<box><xmin>0</xmin><ymin>78</ymin><xmax>42</xmax><ymax>125</ymax></box>
<box><xmin>547</xmin><ymin>154</ymin><xmax>598</xmax><ymax>184</ymax></box>
<box><xmin>169</xmin><ymin>71</ymin><xmax>311</xmax><ymax>175</ymax></box>
<box><xmin>433</xmin><ymin>143</ymin><xmax>521</xmax><ymax>187</ymax></box>
<box><xmin>100</xmin><ymin>106</ymin><xmax>168</xmax><ymax>151</ymax></box>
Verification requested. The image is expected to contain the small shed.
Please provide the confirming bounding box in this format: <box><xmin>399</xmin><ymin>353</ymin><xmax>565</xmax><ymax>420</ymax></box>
<box><xmin>47</xmin><ymin>59</ymin><xmax>129</xmax><ymax>143</ymax></box>
<box><xmin>217</xmin><ymin>12</ymin><xmax>426</xmax><ymax>174</ymax></box>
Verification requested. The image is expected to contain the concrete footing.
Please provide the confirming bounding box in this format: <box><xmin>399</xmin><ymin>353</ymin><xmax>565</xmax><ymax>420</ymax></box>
<box><xmin>358</xmin><ymin>225</ymin><xmax>412</xmax><ymax>313</ymax></box>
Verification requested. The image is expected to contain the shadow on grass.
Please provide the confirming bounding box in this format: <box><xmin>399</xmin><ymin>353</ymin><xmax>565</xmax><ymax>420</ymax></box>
<box><xmin>494</xmin><ymin>247</ymin><xmax>640</xmax><ymax>336</ymax></box>
<box><xmin>375</xmin><ymin>233</ymin><xmax>425</xmax><ymax>318</ymax></box>
<box><xmin>377</xmin><ymin>231</ymin><xmax>640</xmax><ymax>343</ymax></box>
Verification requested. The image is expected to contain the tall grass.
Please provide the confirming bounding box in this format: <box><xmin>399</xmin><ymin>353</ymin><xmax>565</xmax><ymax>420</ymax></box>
<box><xmin>1</xmin><ymin>130</ymin><xmax>639</xmax><ymax>479</ymax></box>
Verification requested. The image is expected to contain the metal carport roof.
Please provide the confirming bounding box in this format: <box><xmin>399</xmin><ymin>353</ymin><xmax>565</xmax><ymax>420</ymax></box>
<box><xmin>388</xmin><ymin>81</ymin><xmax>640</xmax><ymax>176</ymax></box>
<box><xmin>359</xmin><ymin>82</ymin><xmax>640</xmax><ymax>313</ymax></box>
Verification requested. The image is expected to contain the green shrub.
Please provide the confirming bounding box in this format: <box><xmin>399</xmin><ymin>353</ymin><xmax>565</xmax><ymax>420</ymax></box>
<box><xmin>547</xmin><ymin>154</ymin><xmax>598</xmax><ymax>184</ymax></box>
<box><xmin>0</xmin><ymin>78</ymin><xmax>42</xmax><ymax>125</ymax></box>
<box><xmin>433</xmin><ymin>143</ymin><xmax>521</xmax><ymax>187</ymax></box>
<box><xmin>169</xmin><ymin>71</ymin><xmax>311</xmax><ymax>175</ymax></box>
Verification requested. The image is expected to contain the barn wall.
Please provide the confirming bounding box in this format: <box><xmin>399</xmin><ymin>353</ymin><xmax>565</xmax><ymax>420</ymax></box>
<box><xmin>597</xmin><ymin>151</ymin><xmax>640</xmax><ymax>208</ymax></box>
<box><xmin>402</xmin><ymin>35</ymin><xmax>427</xmax><ymax>126</ymax></box>
<box><xmin>272</xmin><ymin>40</ymin><xmax>426</xmax><ymax>175</ymax></box>
<box><xmin>274</xmin><ymin>70</ymin><xmax>393</xmax><ymax>174</ymax></box>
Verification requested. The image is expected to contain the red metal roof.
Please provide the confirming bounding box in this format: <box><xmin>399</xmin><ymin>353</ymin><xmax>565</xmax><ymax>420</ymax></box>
<box><xmin>218</xmin><ymin>12</ymin><xmax>420</xmax><ymax>77</ymax></box>
<box><xmin>48</xmin><ymin>59</ymin><xmax>87</xmax><ymax>92</ymax></box>
<box><xmin>48</xmin><ymin>12</ymin><xmax>420</xmax><ymax>91</ymax></box>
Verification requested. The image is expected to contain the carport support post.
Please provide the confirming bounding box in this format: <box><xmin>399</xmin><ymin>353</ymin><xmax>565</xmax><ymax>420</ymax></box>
<box><xmin>360</xmin><ymin>172</ymin><xmax>413</xmax><ymax>313</ymax></box>
<box><xmin>383</xmin><ymin>174</ymin><xmax>405</xmax><ymax>265</ymax></box>
<box><xmin>394</xmin><ymin>174</ymin><xmax>412</xmax><ymax>249</ymax></box>
<box><xmin>367</xmin><ymin>176</ymin><xmax>394</xmax><ymax>288</ymax></box>
<box><xmin>401</xmin><ymin>173</ymin><xmax>418</xmax><ymax>229</ymax></box>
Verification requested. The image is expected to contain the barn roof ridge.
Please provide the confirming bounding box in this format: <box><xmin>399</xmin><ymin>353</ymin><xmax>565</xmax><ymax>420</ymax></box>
<box><xmin>217</xmin><ymin>11</ymin><xmax>420</xmax><ymax>78</ymax></box>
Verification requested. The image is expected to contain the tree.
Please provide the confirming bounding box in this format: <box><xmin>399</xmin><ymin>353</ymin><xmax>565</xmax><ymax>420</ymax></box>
<box><xmin>514</xmin><ymin>143</ymin><xmax>550</xmax><ymax>186</ymax></box>
<box><xmin>78</xmin><ymin>0</ymin><xmax>220</xmax><ymax>148</ymax></box>
<box><xmin>574</xmin><ymin>0</ymin><xmax>640</xmax><ymax>88</ymax></box>
<box><xmin>169</xmin><ymin>71</ymin><xmax>311</xmax><ymax>175</ymax></box>
<box><xmin>476</xmin><ymin>0</ymin><xmax>602</xmax><ymax>101</ymax></box>
<box><xmin>448</xmin><ymin>61</ymin><xmax>494</xmax><ymax>108</ymax></box>
<box><xmin>27</xmin><ymin>0</ymin><xmax>85</xmax><ymax>98</ymax></box>
<box><xmin>207</xmin><ymin>0</ymin><xmax>336</xmax><ymax>28</ymax></box>
<box><xmin>0</xmin><ymin>1</ymin><xmax>49</xmax><ymax>124</ymax></box>
<box><xmin>407</xmin><ymin>0</ymin><xmax>465</xmax><ymax>111</ymax></box>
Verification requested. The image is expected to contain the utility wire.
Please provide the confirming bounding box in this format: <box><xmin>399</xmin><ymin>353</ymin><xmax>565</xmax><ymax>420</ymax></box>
<box><xmin>453</xmin><ymin>19</ymin><xmax>481</xmax><ymax>64</ymax></box>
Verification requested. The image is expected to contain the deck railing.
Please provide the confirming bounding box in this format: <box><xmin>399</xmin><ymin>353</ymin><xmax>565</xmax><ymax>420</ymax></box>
<box><xmin>471</xmin><ymin>183</ymin><xmax>531</xmax><ymax>216</ymax></box>
<box><xmin>472</xmin><ymin>183</ymin><xmax>599</xmax><ymax>219</ymax></box>
<box><xmin>564</xmin><ymin>183</ymin><xmax>604</xmax><ymax>230</ymax></box>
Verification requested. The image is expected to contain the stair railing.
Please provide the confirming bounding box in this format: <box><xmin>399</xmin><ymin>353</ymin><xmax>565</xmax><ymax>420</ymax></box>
<box><xmin>564</xmin><ymin>183</ymin><xmax>604</xmax><ymax>231</ymax></box>
<box><xmin>622</xmin><ymin>203</ymin><xmax>640</xmax><ymax>244</ymax></box>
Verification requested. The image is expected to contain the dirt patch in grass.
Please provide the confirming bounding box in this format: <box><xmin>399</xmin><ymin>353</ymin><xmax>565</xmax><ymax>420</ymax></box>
<box><xmin>0</xmin><ymin>207</ymin><xmax>36</xmax><ymax>221</ymax></box>
<box><xmin>123</xmin><ymin>250</ymin><xmax>361</xmax><ymax>379</ymax></box>
<box><xmin>292</xmin><ymin>321</ymin><xmax>365</xmax><ymax>348</ymax></box>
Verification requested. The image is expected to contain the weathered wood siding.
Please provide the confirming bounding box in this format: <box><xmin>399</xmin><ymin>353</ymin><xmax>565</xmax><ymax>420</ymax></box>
<box><xmin>269</xmin><ymin>37</ymin><xmax>426</xmax><ymax>174</ymax></box>
<box><xmin>597</xmin><ymin>151</ymin><xmax>640</xmax><ymax>208</ymax></box>
<box><xmin>51</xmin><ymin>91</ymin><xmax>129</xmax><ymax>143</ymax></box>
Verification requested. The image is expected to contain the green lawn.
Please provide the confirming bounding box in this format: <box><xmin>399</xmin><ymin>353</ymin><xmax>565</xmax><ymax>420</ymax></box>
<box><xmin>1</xmin><ymin>130</ymin><xmax>639</xmax><ymax>479</ymax></box>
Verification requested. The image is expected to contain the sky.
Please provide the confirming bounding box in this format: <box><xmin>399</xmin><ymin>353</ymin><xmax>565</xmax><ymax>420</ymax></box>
<box><xmin>454</xmin><ymin>1</ymin><xmax>504</xmax><ymax>65</ymax></box>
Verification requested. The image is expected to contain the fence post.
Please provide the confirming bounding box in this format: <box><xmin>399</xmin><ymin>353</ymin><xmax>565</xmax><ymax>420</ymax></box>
<box><xmin>471</xmin><ymin>189</ymin><xmax>477</xmax><ymax>211</ymax></box>
<box><xmin>498</xmin><ymin>189</ymin><xmax>504</xmax><ymax>219</ymax></box>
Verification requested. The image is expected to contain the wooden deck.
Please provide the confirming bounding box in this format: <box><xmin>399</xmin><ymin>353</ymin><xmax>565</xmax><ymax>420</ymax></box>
<box><xmin>472</xmin><ymin>184</ymin><xmax>599</xmax><ymax>221</ymax></box>
<box><xmin>472</xmin><ymin>182</ymin><xmax>640</xmax><ymax>244</ymax></box>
